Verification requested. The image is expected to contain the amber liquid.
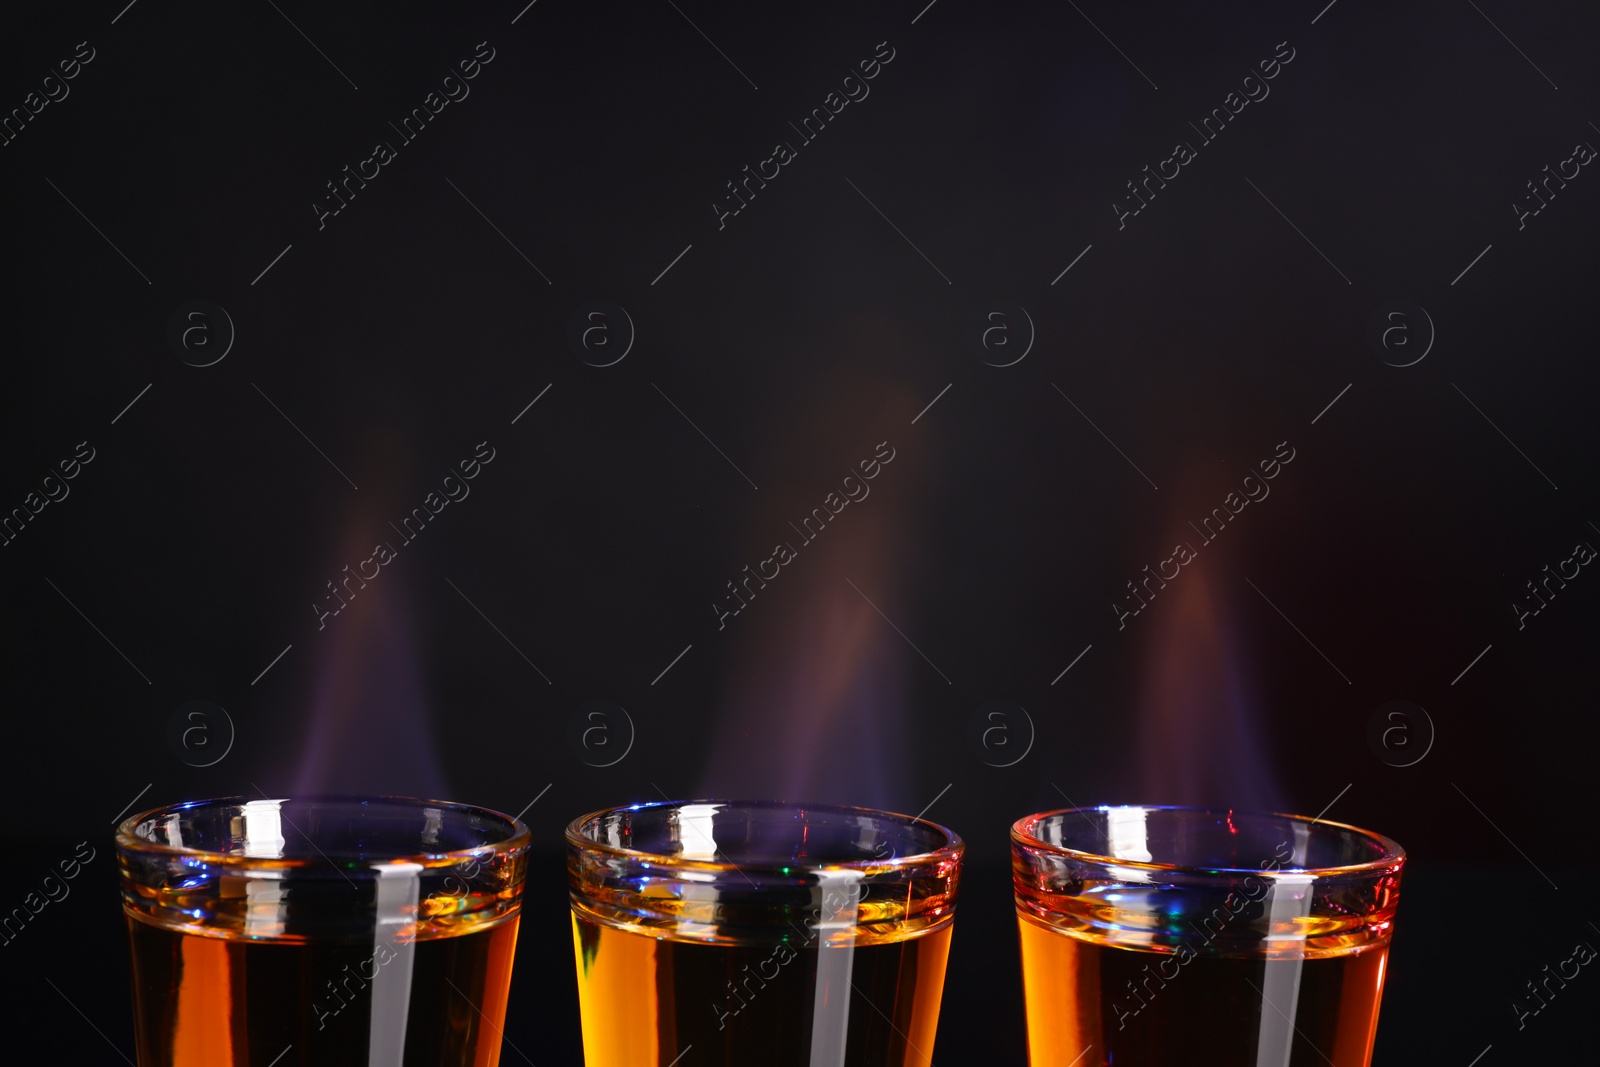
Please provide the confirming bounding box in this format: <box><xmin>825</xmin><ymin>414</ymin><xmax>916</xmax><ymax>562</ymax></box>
<box><xmin>571</xmin><ymin>912</ymin><xmax>952</xmax><ymax>1066</ymax></box>
<box><xmin>126</xmin><ymin>914</ymin><xmax>520</xmax><ymax>1066</ymax></box>
<box><xmin>1018</xmin><ymin>913</ymin><xmax>1388</xmax><ymax>1067</ymax></box>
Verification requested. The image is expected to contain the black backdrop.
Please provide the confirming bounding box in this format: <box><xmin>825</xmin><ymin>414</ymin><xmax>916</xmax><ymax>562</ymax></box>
<box><xmin>2</xmin><ymin>1</ymin><xmax>1597</xmax><ymax>1063</ymax></box>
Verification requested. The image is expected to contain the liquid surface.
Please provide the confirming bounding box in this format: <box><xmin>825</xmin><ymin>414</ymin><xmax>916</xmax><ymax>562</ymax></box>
<box><xmin>571</xmin><ymin>912</ymin><xmax>951</xmax><ymax>1067</ymax></box>
<box><xmin>1018</xmin><ymin>913</ymin><xmax>1388</xmax><ymax>1067</ymax></box>
<box><xmin>127</xmin><ymin>915</ymin><xmax>519</xmax><ymax>1066</ymax></box>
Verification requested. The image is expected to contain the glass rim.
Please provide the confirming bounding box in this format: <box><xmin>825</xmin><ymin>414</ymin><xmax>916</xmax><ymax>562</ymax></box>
<box><xmin>1011</xmin><ymin>804</ymin><xmax>1405</xmax><ymax>877</ymax></box>
<box><xmin>565</xmin><ymin>797</ymin><xmax>964</xmax><ymax>874</ymax></box>
<box><xmin>116</xmin><ymin>793</ymin><xmax>532</xmax><ymax>869</ymax></box>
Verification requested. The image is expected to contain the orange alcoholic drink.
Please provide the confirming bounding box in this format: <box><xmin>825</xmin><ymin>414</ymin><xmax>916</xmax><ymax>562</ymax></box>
<box><xmin>567</xmin><ymin>800</ymin><xmax>962</xmax><ymax>1067</ymax></box>
<box><xmin>118</xmin><ymin>796</ymin><xmax>529</xmax><ymax>1066</ymax></box>
<box><xmin>1013</xmin><ymin>805</ymin><xmax>1403</xmax><ymax>1067</ymax></box>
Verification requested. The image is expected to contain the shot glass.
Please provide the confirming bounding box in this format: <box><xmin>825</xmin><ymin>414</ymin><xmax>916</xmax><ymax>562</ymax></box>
<box><xmin>1012</xmin><ymin>805</ymin><xmax>1404</xmax><ymax>1067</ymax></box>
<box><xmin>118</xmin><ymin>795</ymin><xmax>530</xmax><ymax>1066</ymax></box>
<box><xmin>567</xmin><ymin>799</ymin><xmax>963</xmax><ymax>1066</ymax></box>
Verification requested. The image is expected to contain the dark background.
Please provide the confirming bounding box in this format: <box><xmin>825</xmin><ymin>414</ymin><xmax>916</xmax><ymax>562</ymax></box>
<box><xmin>2</xmin><ymin>0</ymin><xmax>1596</xmax><ymax>1062</ymax></box>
